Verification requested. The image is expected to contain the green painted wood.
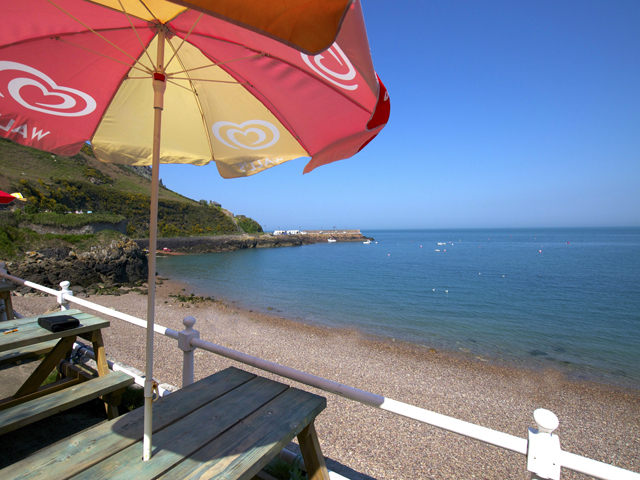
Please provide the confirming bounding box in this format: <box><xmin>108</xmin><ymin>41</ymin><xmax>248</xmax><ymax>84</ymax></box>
<box><xmin>71</xmin><ymin>376</ymin><xmax>290</xmax><ymax>480</ymax></box>
<box><xmin>0</xmin><ymin>282</ymin><xmax>17</xmax><ymax>293</ymax></box>
<box><xmin>158</xmin><ymin>388</ymin><xmax>326</xmax><ymax>480</ymax></box>
<box><xmin>0</xmin><ymin>339</ymin><xmax>58</xmax><ymax>366</ymax></box>
<box><xmin>0</xmin><ymin>310</ymin><xmax>85</xmax><ymax>329</ymax></box>
<box><xmin>2</xmin><ymin>367</ymin><xmax>256</xmax><ymax>480</ymax></box>
<box><xmin>0</xmin><ymin>313</ymin><xmax>108</xmax><ymax>353</ymax></box>
<box><xmin>0</xmin><ymin>371</ymin><xmax>133</xmax><ymax>435</ymax></box>
<box><xmin>0</xmin><ymin>311</ymin><xmax>95</xmax><ymax>344</ymax></box>
<box><xmin>13</xmin><ymin>336</ymin><xmax>76</xmax><ymax>398</ymax></box>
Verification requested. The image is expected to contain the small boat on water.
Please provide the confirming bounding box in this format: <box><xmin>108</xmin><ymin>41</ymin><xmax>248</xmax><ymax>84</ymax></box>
<box><xmin>363</xmin><ymin>240</ymin><xmax>371</xmax><ymax>244</ymax></box>
<box><xmin>328</xmin><ymin>238</ymin><xmax>337</xmax><ymax>243</ymax></box>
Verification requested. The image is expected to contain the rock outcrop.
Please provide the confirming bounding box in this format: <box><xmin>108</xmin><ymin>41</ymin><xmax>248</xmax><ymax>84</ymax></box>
<box><xmin>20</xmin><ymin>220</ymin><xmax>127</xmax><ymax>235</ymax></box>
<box><xmin>135</xmin><ymin>234</ymin><xmax>314</xmax><ymax>253</ymax></box>
<box><xmin>6</xmin><ymin>238</ymin><xmax>147</xmax><ymax>291</ymax></box>
<box><xmin>135</xmin><ymin>232</ymin><xmax>373</xmax><ymax>254</ymax></box>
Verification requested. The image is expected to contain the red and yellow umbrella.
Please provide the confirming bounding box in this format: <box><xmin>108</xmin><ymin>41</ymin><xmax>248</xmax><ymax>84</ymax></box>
<box><xmin>1</xmin><ymin>0</ymin><xmax>389</xmax><ymax>459</ymax></box>
<box><xmin>1</xmin><ymin>0</ymin><xmax>388</xmax><ymax>176</ymax></box>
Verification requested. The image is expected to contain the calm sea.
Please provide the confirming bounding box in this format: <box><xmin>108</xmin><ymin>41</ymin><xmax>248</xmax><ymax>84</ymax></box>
<box><xmin>157</xmin><ymin>228</ymin><xmax>640</xmax><ymax>388</ymax></box>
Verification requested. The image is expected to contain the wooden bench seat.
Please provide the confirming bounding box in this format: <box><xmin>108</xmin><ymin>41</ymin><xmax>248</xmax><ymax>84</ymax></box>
<box><xmin>0</xmin><ymin>370</ymin><xmax>133</xmax><ymax>435</ymax></box>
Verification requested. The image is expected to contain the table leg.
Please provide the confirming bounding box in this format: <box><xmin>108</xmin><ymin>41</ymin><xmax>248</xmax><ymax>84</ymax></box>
<box><xmin>14</xmin><ymin>336</ymin><xmax>75</xmax><ymax>398</ymax></box>
<box><xmin>0</xmin><ymin>292</ymin><xmax>15</xmax><ymax>320</ymax></box>
<box><xmin>86</xmin><ymin>329</ymin><xmax>120</xmax><ymax>419</ymax></box>
<box><xmin>297</xmin><ymin>421</ymin><xmax>330</xmax><ymax>480</ymax></box>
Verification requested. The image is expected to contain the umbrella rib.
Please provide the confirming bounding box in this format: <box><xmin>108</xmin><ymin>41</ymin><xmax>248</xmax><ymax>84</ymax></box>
<box><xmin>44</xmin><ymin>0</ymin><xmax>153</xmax><ymax>74</ymax></box>
<box><xmin>137</xmin><ymin>0</ymin><xmax>161</xmax><ymax>22</ymax></box>
<box><xmin>168</xmin><ymin>78</ymin><xmax>247</xmax><ymax>85</ymax></box>
<box><xmin>55</xmin><ymin>38</ymin><xmax>152</xmax><ymax>76</ymax></box>
<box><xmin>117</xmin><ymin>0</ymin><xmax>156</xmax><ymax>70</ymax></box>
<box><xmin>165</xmin><ymin>38</ymin><xmax>216</xmax><ymax>162</ymax></box>
<box><xmin>165</xmin><ymin>13</ymin><xmax>203</xmax><ymax>71</ymax></box>
<box><xmin>179</xmin><ymin>30</ymin><xmax>373</xmax><ymax>114</ymax></box>
<box><xmin>166</xmin><ymin>55</ymin><xmax>262</xmax><ymax>76</ymax></box>
<box><xmin>165</xmin><ymin>78</ymin><xmax>200</xmax><ymax>92</ymax></box>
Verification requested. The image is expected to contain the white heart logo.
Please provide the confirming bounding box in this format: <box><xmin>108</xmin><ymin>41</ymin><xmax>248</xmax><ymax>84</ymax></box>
<box><xmin>0</xmin><ymin>61</ymin><xmax>96</xmax><ymax>117</ymax></box>
<box><xmin>301</xmin><ymin>44</ymin><xmax>358</xmax><ymax>91</ymax></box>
<box><xmin>212</xmin><ymin>120</ymin><xmax>280</xmax><ymax>150</ymax></box>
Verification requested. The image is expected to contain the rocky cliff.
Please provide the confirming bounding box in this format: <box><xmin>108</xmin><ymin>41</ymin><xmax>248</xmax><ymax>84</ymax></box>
<box><xmin>5</xmin><ymin>238</ymin><xmax>147</xmax><ymax>292</ymax></box>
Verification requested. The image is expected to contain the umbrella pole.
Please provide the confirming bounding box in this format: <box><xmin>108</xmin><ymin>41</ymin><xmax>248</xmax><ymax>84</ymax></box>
<box><xmin>143</xmin><ymin>26</ymin><xmax>167</xmax><ymax>462</ymax></box>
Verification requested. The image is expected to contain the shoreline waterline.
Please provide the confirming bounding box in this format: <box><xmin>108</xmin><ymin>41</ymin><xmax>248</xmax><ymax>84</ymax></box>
<box><xmin>158</xmin><ymin>271</ymin><xmax>640</xmax><ymax>394</ymax></box>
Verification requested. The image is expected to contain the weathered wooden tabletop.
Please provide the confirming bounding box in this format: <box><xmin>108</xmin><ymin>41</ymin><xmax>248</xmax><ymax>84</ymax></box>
<box><xmin>0</xmin><ymin>309</ymin><xmax>109</xmax><ymax>353</ymax></box>
<box><xmin>0</xmin><ymin>282</ymin><xmax>16</xmax><ymax>293</ymax></box>
<box><xmin>2</xmin><ymin>366</ymin><xmax>330</xmax><ymax>480</ymax></box>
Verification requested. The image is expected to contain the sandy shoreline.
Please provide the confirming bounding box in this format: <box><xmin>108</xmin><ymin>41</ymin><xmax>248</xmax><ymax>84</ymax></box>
<box><xmin>12</xmin><ymin>278</ymin><xmax>640</xmax><ymax>479</ymax></box>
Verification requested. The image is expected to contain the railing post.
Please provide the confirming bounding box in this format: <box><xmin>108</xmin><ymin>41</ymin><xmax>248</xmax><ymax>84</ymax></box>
<box><xmin>527</xmin><ymin>408</ymin><xmax>561</xmax><ymax>480</ymax></box>
<box><xmin>58</xmin><ymin>281</ymin><xmax>73</xmax><ymax>310</ymax></box>
<box><xmin>178</xmin><ymin>316</ymin><xmax>199</xmax><ymax>388</ymax></box>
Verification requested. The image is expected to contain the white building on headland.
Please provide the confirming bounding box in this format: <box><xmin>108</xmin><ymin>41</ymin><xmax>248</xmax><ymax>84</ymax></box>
<box><xmin>273</xmin><ymin>230</ymin><xmax>307</xmax><ymax>235</ymax></box>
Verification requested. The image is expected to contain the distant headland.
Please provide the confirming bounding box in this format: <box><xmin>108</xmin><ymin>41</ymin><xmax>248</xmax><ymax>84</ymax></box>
<box><xmin>135</xmin><ymin>230</ymin><xmax>373</xmax><ymax>254</ymax></box>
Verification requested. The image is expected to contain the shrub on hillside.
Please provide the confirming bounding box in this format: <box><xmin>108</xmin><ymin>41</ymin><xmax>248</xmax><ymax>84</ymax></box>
<box><xmin>237</xmin><ymin>217</ymin><xmax>263</xmax><ymax>234</ymax></box>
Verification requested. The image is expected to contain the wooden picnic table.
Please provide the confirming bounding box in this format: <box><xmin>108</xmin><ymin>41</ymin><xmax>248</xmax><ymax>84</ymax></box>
<box><xmin>1</xmin><ymin>366</ymin><xmax>331</xmax><ymax>480</ymax></box>
<box><xmin>0</xmin><ymin>309</ymin><xmax>133</xmax><ymax>433</ymax></box>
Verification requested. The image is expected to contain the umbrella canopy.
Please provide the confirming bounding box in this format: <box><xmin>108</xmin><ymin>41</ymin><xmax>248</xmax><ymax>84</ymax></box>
<box><xmin>1</xmin><ymin>0</ymin><xmax>389</xmax><ymax>176</ymax></box>
<box><xmin>0</xmin><ymin>190</ymin><xmax>18</xmax><ymax>204</ymax></box>
<box><xmin>1</xmin><ymin>0</ymin><xmax>389</xmax><ymax>460</ymax></box>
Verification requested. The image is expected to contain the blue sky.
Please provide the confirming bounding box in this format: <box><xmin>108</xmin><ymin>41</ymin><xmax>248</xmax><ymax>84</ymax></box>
<box><xmin>161</xmin><ymin>0</ymin><xmax>640</xmax><ymax>231</ymax></box>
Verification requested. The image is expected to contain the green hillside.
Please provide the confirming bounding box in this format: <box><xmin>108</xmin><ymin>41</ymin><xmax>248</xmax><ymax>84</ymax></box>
<box><xmin>0</xmin><ymin>138</ymin><xmax>194</xmax><ymax>204</ymax></box>
<box><xmin>0</xmin><ymin>138</ymin><xmax>263</xmax><ymax>258</ymax></box>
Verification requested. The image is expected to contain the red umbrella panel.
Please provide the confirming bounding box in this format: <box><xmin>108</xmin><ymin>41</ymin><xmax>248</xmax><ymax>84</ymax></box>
<box><xmin>0</xmin><ymin>190</ymin><xmax>17</xmax><ymax>204</ymax></box>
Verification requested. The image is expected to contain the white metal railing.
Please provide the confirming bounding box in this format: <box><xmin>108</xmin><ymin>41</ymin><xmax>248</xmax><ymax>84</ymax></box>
<box><xmin>0</xmin><ymin>267</ymin><xmax>638</xmax><ymax>480</ymax></box>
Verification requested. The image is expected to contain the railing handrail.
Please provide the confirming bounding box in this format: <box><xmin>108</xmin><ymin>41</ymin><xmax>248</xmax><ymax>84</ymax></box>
<box><xmin>64</xmin><ymin>294</ymin><xmax>179</xmax><ymax>339</ymax></box>
<box><xmin>0</xmin><ymin>270</ymin><xmax>178</xmax><ymax>339</ymax></box>
<box><xmin>1</xmin><ymin>270</ymin><xmax>638</xmax><ymax>480</ymax></box>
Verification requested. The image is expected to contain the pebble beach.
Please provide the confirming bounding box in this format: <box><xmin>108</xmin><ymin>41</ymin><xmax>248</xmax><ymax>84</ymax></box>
<box><xmin>12</xmin><ymin>278</ymin><xmax>640</xmax><ymax>479</ymax></box>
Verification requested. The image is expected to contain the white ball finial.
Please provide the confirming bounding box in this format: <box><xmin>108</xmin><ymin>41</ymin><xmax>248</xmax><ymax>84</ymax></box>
<box><xmin>533</xmin><ymin>408</ymin><xmax>559</xmax><ymax>434</ymax></box>
<box><xmin>60</xmin><ymin>280</ymin><xmax>71</xmax><ymax>289</ymax></box>
<box><xmin>183</xmin><ymin>316</ymin><xmax>196</xmax><ymax>330</ymax></box>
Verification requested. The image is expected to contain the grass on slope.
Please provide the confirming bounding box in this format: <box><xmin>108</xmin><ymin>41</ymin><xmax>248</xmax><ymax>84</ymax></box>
<box><xmin>18</xmin><ymin>212</ymin><xmax>126</xmax><ymax>227</ymax></box>
<box><xmin>0</xmin><ymin>138</ymin><xmax>194</xmax><ymax>204</ymax></box>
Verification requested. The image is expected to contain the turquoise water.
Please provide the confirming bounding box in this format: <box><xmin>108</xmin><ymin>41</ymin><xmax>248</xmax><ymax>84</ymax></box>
<box><xmin>157</xmin><ymin>228</ymin><xmax>640</xmax><ymax>388</ymax></box>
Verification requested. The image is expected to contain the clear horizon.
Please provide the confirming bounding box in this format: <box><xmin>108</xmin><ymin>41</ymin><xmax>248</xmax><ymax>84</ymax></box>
<box><xmin>161</xmin><ymin>0</ymin><xmax>640</xmax><ymax>230</ymax></box>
